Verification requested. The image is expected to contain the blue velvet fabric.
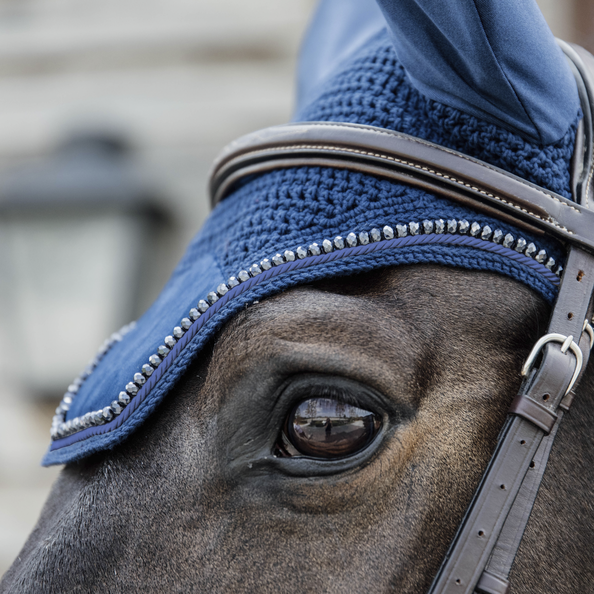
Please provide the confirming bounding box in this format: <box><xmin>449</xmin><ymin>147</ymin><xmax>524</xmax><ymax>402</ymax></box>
<box><xmin>66</xmin><ymin>255</ymin><xmax>224</xmax><ymax>422</ymax></box>
<box><xmin>374</xmin><ymin>0</ymin><xmax>579</xmax><ymax>144</ymax></box>
<box><xmin>298</xmin><ymin>0</ymin><xmax>579</xmax><ymax>145</ymax></box>
<box><xmin>295</xmin><ymin>31</ymin><xmax>577</xmax><ymax>200</ymax></box>
<box><xmin>297</xmin><ymin>0</ymin><xmax>386</xmax><ymax>112</ymax></box>
<box><xmin>43</xmin><ymin>2</ymin><xmax>579</xmax><ymax>465</ymax></box>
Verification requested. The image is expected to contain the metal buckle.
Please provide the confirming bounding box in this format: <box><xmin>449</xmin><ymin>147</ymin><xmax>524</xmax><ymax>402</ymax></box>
<box><xmin>582</xmin><ymin>319</ymin><xmax>594</xmax><ymax>349</ymax></box>
<box><xmin>521</xmin><ymin>333</ymin><xmax>583</xmax><ymax>395</ymax></box>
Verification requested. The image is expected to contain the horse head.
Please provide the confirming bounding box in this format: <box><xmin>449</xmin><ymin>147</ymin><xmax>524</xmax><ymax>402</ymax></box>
<box><xmin>2</xmin><ymin>1</ymin><xmax>593</xmax><ymax>592</ymax></box>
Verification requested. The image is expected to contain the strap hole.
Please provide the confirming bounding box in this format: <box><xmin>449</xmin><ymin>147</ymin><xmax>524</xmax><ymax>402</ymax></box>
<box><xmin>478</xmin><ymin>530</ymin><xmax>485</xmax><ymax>537</ymax></box>
<box><xmin>577</xmin><ymin>270</ymin><xmax>585</xmax><ymax>282</ymax></box>
<box><xmin>500</xmin><ymin>484</ymin><xmax>506</xmax><ymax>490</ymax></box>
<box><xmin>530</xmin><ymin>461</ymin><xmax>535</xmax><ymax>468</ymax></box>
<box><xmin>568</xmin><ymin>312</ymin><xmax>574</xmax><ymax>320</ymax></box>
<box><xmin>520</xmin><ymin>440</ymin><xmax>526</xmax><ymax>445</ymax></box>
<box><xmin>455</xmin><ymin>579</ymin><xmax>461</xmax><ymax>585</ymax></box>
<box><xmin>542</xmin><ymin>393</ymin><xmax>550</xmax><ymax>401</ymax></box>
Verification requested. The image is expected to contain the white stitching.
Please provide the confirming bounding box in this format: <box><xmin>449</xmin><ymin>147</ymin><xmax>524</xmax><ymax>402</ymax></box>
<box><xmin>231</xmin><ymin>142</ymin><xmax>575</xmax><ymax>235</ymax></box>
<box><xmin>269</xmin><ymin>123</ymin><xmax>582</xmax><ymax>214</ymax></box>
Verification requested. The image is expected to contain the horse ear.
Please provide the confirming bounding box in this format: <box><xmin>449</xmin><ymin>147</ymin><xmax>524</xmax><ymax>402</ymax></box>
<box><xmin>296</xmin><ymin>0</ymin><xmax>386</xmax><ymax>114</ymax></box>
<box><xmin>374</xmin><ymin>0</ymin><xmax>579</xmax><ymax>144</ymax></box>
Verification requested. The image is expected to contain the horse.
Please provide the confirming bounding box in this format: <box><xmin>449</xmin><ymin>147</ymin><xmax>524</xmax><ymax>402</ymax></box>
<box><xmin>2</xmin><ymin>1</ymin><xmax>594</xmax><ymax>592</ymax></box>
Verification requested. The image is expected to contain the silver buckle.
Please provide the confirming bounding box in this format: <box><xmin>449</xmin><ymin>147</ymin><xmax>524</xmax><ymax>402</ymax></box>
<box><xmin>521</xmin><ymin>333</ymin><xmax>583</xmax><ymax>396</ymax></box>
<box><xmin>582</xmin><ymin>319</ymin><xmax>594</xmax><ymax>349</ymax></box>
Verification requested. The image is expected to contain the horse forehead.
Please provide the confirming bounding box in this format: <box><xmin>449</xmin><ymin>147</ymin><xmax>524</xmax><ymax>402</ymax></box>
<box><xmin>213</xmin><ymin>265</ymin><xmax>546</xmax><ymax>364</ymax></box>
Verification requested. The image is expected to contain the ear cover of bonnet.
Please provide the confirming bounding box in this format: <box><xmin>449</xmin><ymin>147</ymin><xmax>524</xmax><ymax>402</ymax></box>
<box><xmin>43</xmin><ymin>0</ymin><xmax>580</xmax><ymax>465</ymax></box>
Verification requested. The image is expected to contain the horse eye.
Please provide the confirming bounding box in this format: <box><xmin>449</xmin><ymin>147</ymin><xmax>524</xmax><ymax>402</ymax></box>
<box><xmin>278</xmin><ymin>397</ymin><xmax>382</xmax><ymax>459</ymax></box>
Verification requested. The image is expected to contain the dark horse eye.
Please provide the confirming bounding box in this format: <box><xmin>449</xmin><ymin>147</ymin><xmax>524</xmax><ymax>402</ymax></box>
<box><xmin>279</xmin><ymin>397</ymin><xmax>382</xmax><ymax>459</ymax></box>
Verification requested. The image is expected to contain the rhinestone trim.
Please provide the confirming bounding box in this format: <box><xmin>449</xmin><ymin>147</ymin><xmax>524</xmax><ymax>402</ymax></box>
<box><xmin>50</xmin><ymin>322</ymin><xmax>136</xmax><ymax>441</ymax></box>
<box><xmin>50</xmin><ymin>219</ymin><xmax>562</xmax><ymax>442</ymax></box>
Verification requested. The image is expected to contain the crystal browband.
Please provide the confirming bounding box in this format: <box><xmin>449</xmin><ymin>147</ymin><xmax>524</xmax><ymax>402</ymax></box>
<box><xmin>50</xmin><ymin>218</ymin><xmax>562</xmax><ymax>447</ymax></box>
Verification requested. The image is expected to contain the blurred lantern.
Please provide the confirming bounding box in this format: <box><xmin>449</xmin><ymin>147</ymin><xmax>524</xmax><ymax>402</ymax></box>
<box><xmin>0</xmin><ymin>133</ymin><xmax>171</xmax><ymax>399</ymax></box>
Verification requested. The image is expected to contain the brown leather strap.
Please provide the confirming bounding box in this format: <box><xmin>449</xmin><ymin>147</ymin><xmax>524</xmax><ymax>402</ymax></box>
<box><xmin>210</xmin><ymin>122</ymin><xmax>594</xmax><ymax>254</ymax></box>
<box><xmin>427</xmin><ymin>244</ymin><xmax>594</xmax><ymax>594</ymax></box>
<box><xmin>476</xmin><ymin>570</ymin><xmax>510</xmax><ymax>594</ymax></box>
<box><xmin>508</xmin><ymin>394</ymin><xmax>558</xmax><ymax>433</ymax></box>
<box><xmin>476</xmin><ymin>413</ymin><xmax>563</xmax><ymax>594</ymax></box>
<box><xmin>426</xmin><ymin>371</ymin><xmax>577</xmax><ymax>593</ymax></box>
<box><xmin>472</xmin><ymin>275</ymin><xmax>594</xmax><ymax>593</ymax></box>
<box><xmin>428</xmin><ymin>41</ymin><xmax>594</xmax><ymax>594</ymax></box>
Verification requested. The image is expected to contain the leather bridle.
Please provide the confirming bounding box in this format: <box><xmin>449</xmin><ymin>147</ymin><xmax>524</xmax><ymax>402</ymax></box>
<box><xmin>209</xmin><ymin>41</ymin><xmax>594</xmax><ymax>594</ymax></box>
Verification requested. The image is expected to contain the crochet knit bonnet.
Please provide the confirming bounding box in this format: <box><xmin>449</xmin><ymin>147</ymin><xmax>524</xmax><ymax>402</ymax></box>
<box><xmin>43</xmin><ymin>0</ymin><xmax>580</xmax><ymax>465</ymax></box>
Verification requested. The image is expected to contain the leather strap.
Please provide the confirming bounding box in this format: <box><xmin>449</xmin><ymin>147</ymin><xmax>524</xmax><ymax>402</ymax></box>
<box><xmin>476</xmin><ymin>570</ymin><xmax>511</xmax><ymax>594</ymax></box>
<box><xmin>475</xmin><ymin>413</ymin><xmax>563</xmax><ymax>594</ymax></box>
<box><xmin>473</xmin><ymin>325</ymin><xmax>592</xmax><ymax>594</ymax></box>
<box><xmin>210</xmin><ymin>122</ymin><xmax>594</xmax><ymax>254</ymax></box>
<box><xmin>428</xmin><ymin>42</ymin><xmax>594</xmax><ymax>593</ymax></box>
<box><xmin>426</xmin><ymin>370</ymin><xmax>576</xmax><ymax>593</ymax></box>
<box><xmin>428</xmin><ymin>237</ymin><xmax>594</xmax><ymax>594</ymax></box>
<box><xmin>508</xmin><ymin>393</ymin><xmax>558</xmax><ymax>433</ymax></box>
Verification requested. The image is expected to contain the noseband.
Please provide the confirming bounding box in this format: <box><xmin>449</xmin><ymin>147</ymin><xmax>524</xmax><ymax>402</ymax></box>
<box><xmin>210</xmin><ymin>41</ymin><xmax>594</xmax><ymax>593</ymax></box>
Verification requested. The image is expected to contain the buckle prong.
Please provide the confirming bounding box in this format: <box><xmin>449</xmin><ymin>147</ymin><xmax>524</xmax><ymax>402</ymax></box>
<box><xmin>560</xmin><ymin>334</ymin><xmax>574</xmax><ymax>354</ymax></box>
<box><xmin>521</xmin><ymin>333</ymin><xmax>583</xmax><ymax>396</ymax></box>
<box><xmin>582</xmin><ymin>319</ymin><xmax>594</xmax><ymax>349</ymax></box>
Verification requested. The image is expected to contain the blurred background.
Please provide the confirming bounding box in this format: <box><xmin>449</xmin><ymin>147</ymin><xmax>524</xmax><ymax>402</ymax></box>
<box><xmin>0</xmin><ymin>0</ymin><xmax>591</xmax><ymax>577</ymax></box>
